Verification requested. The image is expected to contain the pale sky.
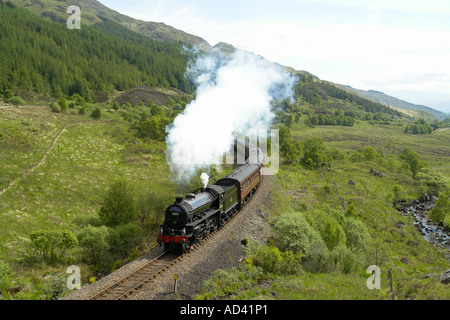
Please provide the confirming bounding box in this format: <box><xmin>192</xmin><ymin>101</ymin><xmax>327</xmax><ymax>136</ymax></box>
<box><xmin>99</xmin><ymin>0</ymin><xmax>450</xmax><ymax>113</ymax></box>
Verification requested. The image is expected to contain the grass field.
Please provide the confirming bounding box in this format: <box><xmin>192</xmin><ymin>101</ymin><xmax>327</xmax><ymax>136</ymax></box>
<box><xmin>0</xmin><ymin>106</ymin><xmax>175</xmax><ymax>261</ymax></box>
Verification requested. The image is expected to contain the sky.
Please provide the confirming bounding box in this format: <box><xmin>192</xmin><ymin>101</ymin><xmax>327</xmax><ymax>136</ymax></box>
<box><xmin>99</xmin><ymin>0</ymin><xmax>450</xmax><ymax>114</ymax></box>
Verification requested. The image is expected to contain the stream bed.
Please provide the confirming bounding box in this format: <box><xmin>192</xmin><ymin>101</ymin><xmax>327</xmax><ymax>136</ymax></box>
<box><xmin>397</xmin><ymin>198</ymin><xmax>450</xmax><ymax>251</ymax></box>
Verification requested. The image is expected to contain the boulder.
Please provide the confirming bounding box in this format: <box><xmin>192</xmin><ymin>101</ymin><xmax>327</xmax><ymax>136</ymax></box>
<box><xmin>440</xmin><ymin>269</ymin><xmax>450</xmax><ymax>284</ymax></box>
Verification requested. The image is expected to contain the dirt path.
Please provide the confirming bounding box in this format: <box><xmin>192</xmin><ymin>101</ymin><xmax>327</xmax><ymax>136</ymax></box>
<box><xmin>0</xmin><ymin>123</ymin><xmax>78</xmax><ymax>196</ymax></box>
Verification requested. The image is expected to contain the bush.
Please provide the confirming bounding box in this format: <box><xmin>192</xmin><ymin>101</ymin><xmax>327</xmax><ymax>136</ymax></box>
<box><xmin>43</xmin><ymin>274</ymin><xmax>69</xmax><ymax>300</ymax></box>
<box><xmin>430</xmin><ymin>191</ymin><xmax>449</xmax><ymax>224</ymax></box>
<box><xmin>302</xmin><ymin>137</ymin><xmax>328</xmax><ymax>168</ymax></box>
<box><xmin>50</xmin><ymin>102</ymin><xmax>60</xmax><ymax>113</ymax></box>
<box><xmin>302</xmin><ymin>240</ymin><xmax>331</xmax><ymax>273</ymax></box>
<box><xmin>393</xmin><ymin>184</ymin><xmax>406</xmax><ymax>202</ymax></box>
<box><xmin>0</xmin><ymin>259</ymin><xmax>12</xmax><ymax>289</ymax></box>
<box><xmin>331</xmin><ymin>244</ymin><xmax>360</xmax><ymax>274</ymax></box>
<box><xmin>399</xmin><ymin>148</ymin><xmax>425</xmax><ymax>177</ymax></box>
<box><xmin>99</xmin><ymin>180</ymin><xmax>137</xmax><ymax>227</ymax></box>
<box><xmin>58</xmin><ymin>98</ymin><xmax>68</xmax><ymax>112</ymax></box>
<box><xmin>29</xmin><ymin>230</ymin><xmax>78</xmax><ymax>265</ymax></box>
<box><xmin>305</xmin><ymin>209</ymin><xmax>346</xmax><ymax>250</ymax></box>
<box><xmin>137</xmin><ymin>191</ymin><xmax>173</xmax><ymax>237</ymax></box>
<box><xmin>415</xmin><ymin>168</ymin><xmax>448</xmax><ymax>197</ymax></box>
<box><xmin>274</xmin><ymin>211</ymin><xmax>322</xmax><ymax>254</ymax></box>
<box><xmin>342</xmin><ymin>217</ymin><xmax>371</xmax><ymax>254</ymax></box>
<box><xmin>7</xmin><ymin>96</ymin><xmax>25</xmax><ymax>106</ymax></box>
<box><xmin>108</xmin><ymin>223</ymin><xmax>144</xmax><ymax>258</ymax></box>
<box><xmin>76</xmin><ymin>225</ymin><xmax>109</xmax><ymax>264</ymax></box>
<box><xmin>91</xmin><ymin>107</ymin><xmax>102</xmax><ymax>120</ymax></box>
<box><xmin>245</xmin><ymin>242</ymin><xmax>302</xmax><ymax>275</ymax></box>
<box><xmin>3</xmin><ymin>88</ymin><xmax>13</xmax><ymax>100</ymax></box>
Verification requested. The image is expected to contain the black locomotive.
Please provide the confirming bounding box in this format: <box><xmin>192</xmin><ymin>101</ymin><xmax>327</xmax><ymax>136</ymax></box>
<box><xmin>158</xmin><ymin>163</ymin><xmax>261</xmax><ymax>253</ymax></box>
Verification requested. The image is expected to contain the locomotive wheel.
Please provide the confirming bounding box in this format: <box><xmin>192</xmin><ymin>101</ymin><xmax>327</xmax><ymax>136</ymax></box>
<box><xmin>183</xmin><ymin>242</ymin><xmax>191</xmax><ymax>253</ymax></box>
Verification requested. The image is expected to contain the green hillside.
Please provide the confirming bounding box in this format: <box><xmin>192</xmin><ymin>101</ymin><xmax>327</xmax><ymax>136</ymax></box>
<box><xmin>7</xmin><ymin>0</ymin><xmax>210</xmax><ymax>47</ymax></box>
<box><xmin>342</xmin><ymin>85</ymin><xmax>448</xmax><ymax>121</ymax></box>
<box><xmin>0</xmin><ymin>2</ymin><xmax>193</xmax><ymax>101</ymax></box>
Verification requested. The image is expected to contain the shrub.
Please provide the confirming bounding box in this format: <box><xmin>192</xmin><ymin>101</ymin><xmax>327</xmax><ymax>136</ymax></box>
<box><xmin>245</xmin><ymin>242</ymin><xmax>282</xmax><ymax>274</ymax></box>
<box><xmin>43</xmin><ymin>274</ymin><xmax>69</xmax><ymax>300</ymax></box>
<box><xmin>136</xmin><ymin>191</ymin><xmax>172</xmax><ymax>237</ymax></box>
<box><xmin>331</xmin><ymin>244</ymin><xmax>360</xmax><ymax>274</ymax></box>
<box><xmin>78</xmin><ymin>105</ymin><xmax>87</xmax><ymax>115</ymax></box>
<box><xmin>399</xmin><ymin>148</ymin><xmax>425</xmax><ymax>177</ymax></box>
<box><xmin>111</xmin><ymin>101</ymin><xmax>120</xmax><ymax>110</ymax></box>
<box><xmin>0</xmin><ymin>259</ymin><xmax>11</xmax><ymax>289</ymax></box>
<box><xmin>108</xmin><ymin>223</ymin><xmax>144</xmax><ymax>258</ymax></box>
<box><xmin>302</xmin><ymin>137</ymin><xmax>328</xmax><ymax>168</ymax></box>
<box><xmin>305</xmin><ymin>209</ymin><xmax>346</xmax><ymax>250</ymax></box>
<box><xmin>7</xmin><ymin>96</ymin><xmax>25</xmax><ymax>106</ymax></box>
<box><xmin>393</xmin><ymin>184</ymin><xmax>406</xmax><ymax>202</ymax></box>
<box><xmin>99</xmin><ymin>180</ymin><xmax>137</xmax><ymax>227</ymax></box>
<box><xmin>302</xmin><ymin>240</ymin><xmax>331</xmax><ymax>273</ymax></box>
<box><xmin>76</xmin><ymin>225</ymin><xmax>109</xmax><ymax>264</ymax></box>
<box><xmin>345</xmin><ymin>203</ymin><xmax>358</xmax><ymax>218</ymax></box>
<box><xmin>29</xmin><ymin>230</ymin><xmax>78</xmax><ymax>264</ymax></box>
<box><xmin>58</xmin><ymin>98</ymin><xmax>68</xmax><ymax>112</ymax></box>
<box><xmin>274</xmin><ymin>211</ymin><xmax>322</xmax><ymax>254</ymax></box>
<box><xmin>342</xmin><ymin>217</ymin><xmax>371</xmax><ymax>254</ymax></box>
<box><xmin>50</xmin><ymin>102</ymin><xmax>60</xmax><ymax>113</ymax></box>
<box><xmin>415</xmin><ymin>168</ymin><xmax>448</xmax><ymax>197</ymax></box>
<box><xmin>3</xmin><ymin>88</ymin><xmax>13</xmax><ymax>99</ymax></box>
<box><xmin>430</xmin><ymin>191</ymin><xmax>449</xmax><ymax>224</ymax></box>
<box><xmin>91</xmin><ymin>107</ymin><xmax>102</xmax><ymax>120</ymax></box>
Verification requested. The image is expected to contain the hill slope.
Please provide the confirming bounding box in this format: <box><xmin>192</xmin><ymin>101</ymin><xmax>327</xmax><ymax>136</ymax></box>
<box><xmin>7</xmin><ymin>0</ymin><xmax>211</xmax><ymax>48</ymax></box>
<box><xmin>342</xmin><ymin>85</ymin><xmax>448</xmax><ymax>121</ymax></box>
<box><xmin>0</xmin><ymin>3</ymin><xmax>193</xmax><ymax>100</ymax></box>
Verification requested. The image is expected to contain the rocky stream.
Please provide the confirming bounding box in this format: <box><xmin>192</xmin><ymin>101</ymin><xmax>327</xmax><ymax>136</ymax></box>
<box><xmin>397</xmin><ymin>197</ymin><xmax>450</xmax><ymax>251</ymax></box>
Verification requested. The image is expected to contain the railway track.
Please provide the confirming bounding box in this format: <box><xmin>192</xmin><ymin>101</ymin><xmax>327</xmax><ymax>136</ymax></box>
<box><xmin>87</xmin><ymin>182</ymin><xmax>260</xmax><ymax>300</ymax></box>
<box><xmin>89</xmin><ymin>252</ymin><xmax>179</xmax><ymax>300</ymax></box>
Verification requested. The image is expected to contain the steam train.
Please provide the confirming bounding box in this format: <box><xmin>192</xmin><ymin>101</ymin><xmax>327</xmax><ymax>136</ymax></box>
<box><xmin>157</xmin><ymin>163</ymin><xmax>262</xmax><ymax>253</ymax></box>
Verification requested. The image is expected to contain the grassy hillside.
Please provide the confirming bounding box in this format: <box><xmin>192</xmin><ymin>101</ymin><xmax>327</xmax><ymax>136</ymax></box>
<box><xmin>342</xmin><ymin>85</ymin><xmax>448</xmax><ymax>121</ymax></box>
<box><xmin>196</xmin><ymin>114</ymin><xmax>450</xmax><ymax>300</ymax></box>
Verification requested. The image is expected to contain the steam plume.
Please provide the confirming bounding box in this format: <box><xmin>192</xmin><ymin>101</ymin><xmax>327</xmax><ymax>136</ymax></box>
<box><xmin>166</xmin><ymin>47</ymin><xmax>297</xmax><ymax>181</ymax></box>
<box><xmin>200</xmin><ymin>172</ymin><xmax>209</xmax><ymax>189</ymax></box>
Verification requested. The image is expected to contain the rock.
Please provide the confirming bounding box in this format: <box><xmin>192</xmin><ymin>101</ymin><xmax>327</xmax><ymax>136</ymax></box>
<box><xmin>422</xmin><ymin>273</ymin><xmax>438</xmax><ymax>279</ymax></box>
<box><xmin>440</xmin><ymin>270</ymin><xmax>450</xmax><ymax>284</ymax></box>
<box><xmin>400</xmin><ymin>257</ymin><xmax>409</xmax><ymax>265</ymax></box>
<box><xmin>6</xmin><ymin>286</ymin><xmax>21</xmax><ymax>294</ymax></box>
<box><xmin>348</xmin><ymin>180</ymin><xmax>355</xmax><ymax>185</ymax></box>
<box><xmin>369</xmin><ymin>168</ymin><xmax>386</xmax><ymax>178</ymax></box>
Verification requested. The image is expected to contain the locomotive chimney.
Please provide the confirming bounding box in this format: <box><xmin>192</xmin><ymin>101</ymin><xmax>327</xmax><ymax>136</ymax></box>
<box><xmin>175</xmin><ymin>196</ymin><xmax>183</xmax><ymax>203</ymax></box>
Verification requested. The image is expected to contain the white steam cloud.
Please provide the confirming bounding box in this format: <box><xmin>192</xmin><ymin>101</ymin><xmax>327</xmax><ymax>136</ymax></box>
<box><xmin>200</xmin><ymin>172</ymin><xmax>209</xmax><ymax>189</ymax></box>
<box><xmin>166</xmin><ymin>48</ymin><xmax>297</xmax><ymax>181</ymax></box>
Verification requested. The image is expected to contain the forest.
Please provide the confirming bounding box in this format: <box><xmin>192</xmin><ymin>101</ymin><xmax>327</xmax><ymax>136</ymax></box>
<box><xmin>0</xmin><ymin>2</ymin><xmax>193</xmax><ymax>101</ymax></box>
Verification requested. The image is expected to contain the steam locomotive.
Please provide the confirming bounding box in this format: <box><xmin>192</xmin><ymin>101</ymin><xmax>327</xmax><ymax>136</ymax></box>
<box><xmin>157</xmin><ymin>163</ymin><xmax>262</xmax><ymax>253</ymax></box>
